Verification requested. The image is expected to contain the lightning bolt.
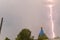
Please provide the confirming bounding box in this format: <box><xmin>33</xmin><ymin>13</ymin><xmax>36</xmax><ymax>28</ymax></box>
<box><xmin>46</xmin><ymin>0</ymin><xmax>55</xmax><ymax>38</ymax></box>
<box><xmin>49</xmin><ymin>5</ymin><xmax>55</xmax><ymax>38</ymax></box>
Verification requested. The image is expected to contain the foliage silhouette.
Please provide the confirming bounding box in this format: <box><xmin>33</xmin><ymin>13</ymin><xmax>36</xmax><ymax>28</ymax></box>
<box><xmin>5</xmin><ymin>37</ymin><xmax>10</xmax><ymax>40</ymax></box>
<box><xmin>16</xmin><ymin>28</ymin><xmax>34</xmax><ymax>40</ymax></box>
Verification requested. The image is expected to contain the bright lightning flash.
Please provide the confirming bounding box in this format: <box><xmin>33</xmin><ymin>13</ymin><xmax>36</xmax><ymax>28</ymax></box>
<box><xmin>47</xmin><ymin>0</ymin><xmax>55</xmax><ymax>38</ymax></box>
<box><xmin>49</xmin><ymin>5</ymin><xmax>55</xmax><ymax>38</ymax></box>
<box><xmin>47</xmin><ymin>0</ymin><xmax>53</xmax><ymax>2</ymax></box>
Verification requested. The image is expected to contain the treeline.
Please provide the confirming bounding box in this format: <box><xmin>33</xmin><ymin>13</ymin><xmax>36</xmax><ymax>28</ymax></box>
<box><xmin>4</xmin><ymin>28</ymin><xmax>48</xmax><ymax>40</ymax></box>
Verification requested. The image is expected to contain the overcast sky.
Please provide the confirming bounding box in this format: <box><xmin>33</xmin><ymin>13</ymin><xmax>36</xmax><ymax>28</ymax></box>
<box><xmin>0</xmin><ymin>0</ymin><xmax>60</xmax><ymax>40</ymax></box>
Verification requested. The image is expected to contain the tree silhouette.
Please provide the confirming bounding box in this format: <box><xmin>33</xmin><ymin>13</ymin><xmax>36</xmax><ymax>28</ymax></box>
<box><xmin>5</xmin><ymin>37</ymin><xmax>10</xmax><ymax>40</ymax></box>
<box><xmin>16</xmin><ymin>28</ymin><xmax>34</xmax><ymax>40</ymax></box>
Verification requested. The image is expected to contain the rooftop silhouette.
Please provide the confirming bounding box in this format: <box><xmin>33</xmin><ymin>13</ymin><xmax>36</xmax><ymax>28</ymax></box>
<box><xmin>38</xmin><ymin>27</ymin><xmax>48</xmax><ymax>40</ymax></box>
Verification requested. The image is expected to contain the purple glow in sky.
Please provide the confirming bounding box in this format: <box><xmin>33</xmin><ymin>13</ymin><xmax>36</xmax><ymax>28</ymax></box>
<box><xmin>0</xmin><ymin>0</ymin><xmax>60</xmax><ymax>40</ymax></box>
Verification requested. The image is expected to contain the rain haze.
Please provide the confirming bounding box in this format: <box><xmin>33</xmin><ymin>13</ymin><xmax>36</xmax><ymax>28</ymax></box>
<box><xmin>0</xmin><ymin>0</ymin><xmax>60</xmax><ymax>40</ymax></box>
